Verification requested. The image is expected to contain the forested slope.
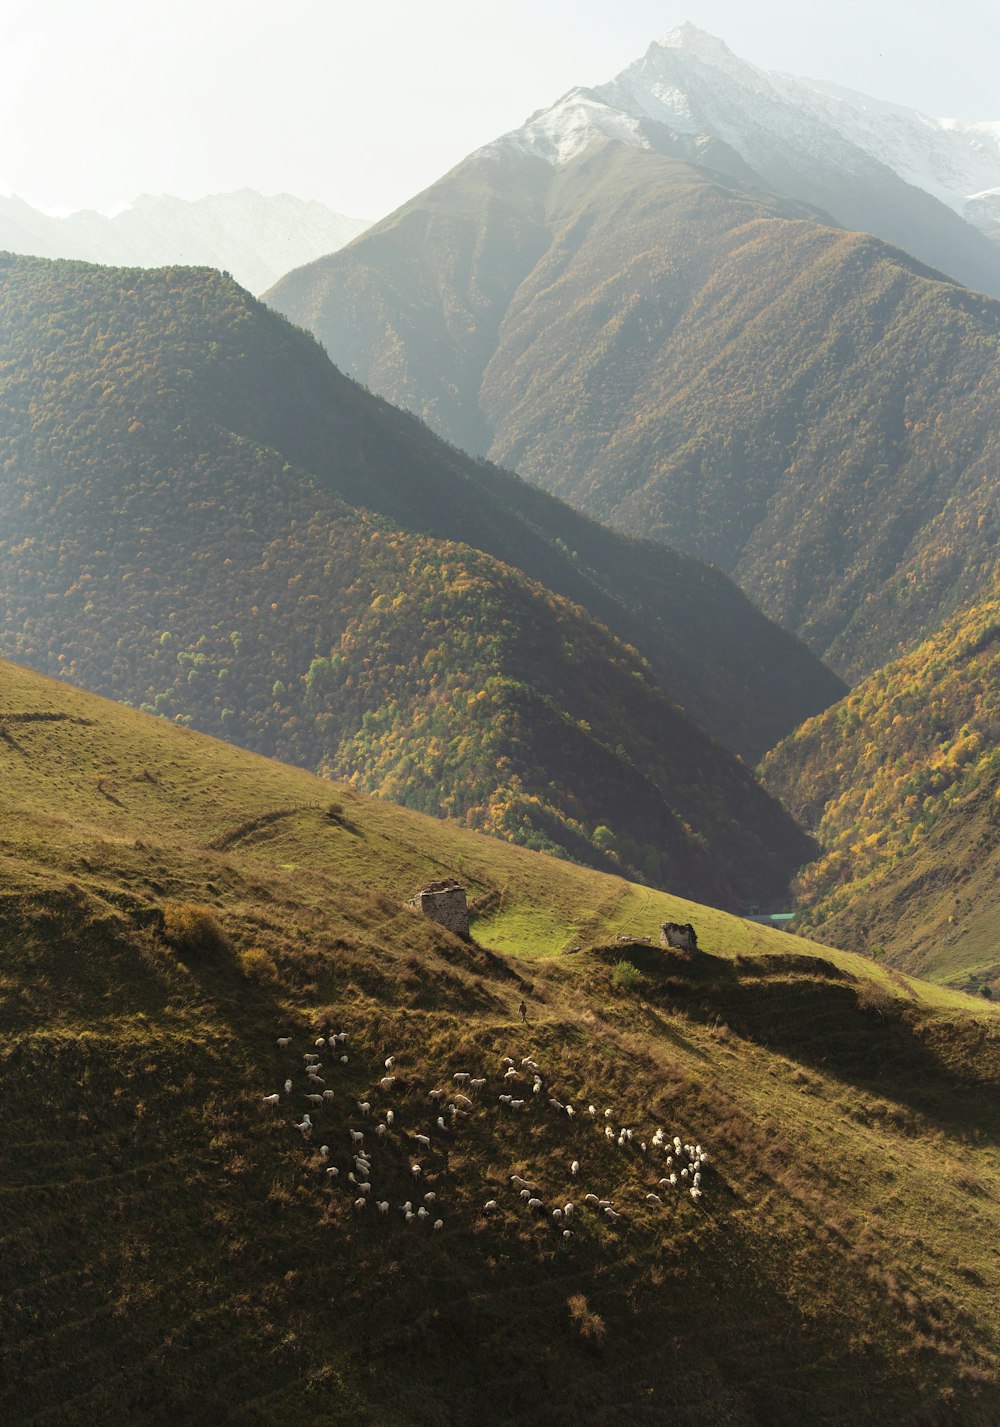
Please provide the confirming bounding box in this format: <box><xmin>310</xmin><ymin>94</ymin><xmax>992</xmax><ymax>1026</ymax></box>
<box><xmin>761</xmin><ymin>583</ymin><xmax>999</xmax><ymax>984</ymax></box>
<box><xmin>269</xmin><ymin>140</ymin><xmax>1000</xmax><ymax>678</ymax></box>
<box><xmin>0</xmin><ymin>254</ymin><xmax>820</xmax><ymax>906</ymax></box>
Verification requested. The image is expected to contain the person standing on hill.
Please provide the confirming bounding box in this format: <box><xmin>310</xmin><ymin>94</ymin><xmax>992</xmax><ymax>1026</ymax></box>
<box><xmin>518</xmin><ymin>1000</ymin><xmax>528</xmax><ymax>1024</ymax></box>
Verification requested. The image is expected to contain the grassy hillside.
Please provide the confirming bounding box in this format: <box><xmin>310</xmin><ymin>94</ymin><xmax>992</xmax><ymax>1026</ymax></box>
<box><xmin>2</xmin><ymin>657</ymin><xmax>999</xmax><ymax>1426</ymax></box>
<box><xmin>269</xmin><ymin>140</ymin><xmax>1000</xmax><ymax>679</ymax></box>
<box><xmin>761</xmin><ymin>584</ymin><xmax>999</xmax><ymax>987</ymax></box>
<box><xmin>0</xmin><ymin>254</ymin><xmax>838</xmax><ymax>905</ymax></box>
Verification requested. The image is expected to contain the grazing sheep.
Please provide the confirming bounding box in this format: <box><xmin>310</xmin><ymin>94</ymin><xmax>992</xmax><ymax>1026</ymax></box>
<box><xmin>359</xmin><ymin>1182</ymin><xmax>372</xmax><ymax>1196</ymax></box>
<box><xmin>375</xmin><ymin>1124</ymin><xmax>387</xmax><ymax>1138</ymax></box>
<box><xmin>690</xmin><ymin>1186</ymin><xmax>703</xmax><ymax>1201</ymax></box>
<box><xmin>319</xmin><ymin>1144</ymin><xmax>330</xmax><ymax>1158</ymax></box>
<box><xmin>453</xmin><ymin>1072</ymin><xmax>471</xmax><ymax>1086</ymax></box>
<box><xmin>484</xmin><ymin>1200</ymin><xmax>498</xmax><ymax>1211</ymax></box>
<box><xmin>411</xmin><ymin>1163</ymin><xmax>422</xmax><ymax>1179</ymax></box>
<box><xmin>423</xmin><ymin>1191</ymin><xmax>436</xmax><ymax>1203</ymax></box>
<box><xmin>584</xmin><ymin>1194</ymin><xmax>600</xmax><ymax>1206</ymax></box>
<box><xmin>315</xmin><ymin>1037</ymin><xmax>326</xmax><ymax>1048</ymax></box>
<box><xmin>604</xmin><ymin>1208</ymin><xmax>621</xmax><ymax>1223</ymax></box>
<box><xmin>380</xmin><ymin>1077</ymin><xmax>396</xmax><ymax>1091</ymax></box>
<box><xmin>304</xmin><ymin>1053</ymin><xmax>320</xmax><ymax>1065</ymax></box>
<box><xmin>563</xmin><ymin>1230</ymin><xmax>573</xmax><ymax>1240</ymax></box>
<box><xmin>349</xmin><ymin>1129</ymin><xmax>365</xmax><ymax>1146</ymax></box>
<box><xmin>417</xmin><ymin>1207</ymin><xmax>429</xmax><ymax>1220</ymax></box>
<box><xmin>405</xmin><ymin>1211</ymin><xmax>416</xmax><ymax>1224</ymax></box>
<box><xmin>552</xmin><ymin>1208</ymin><xmax>563</xmax><ymax>1220</ymax></box>
<box><xmin>500</xmin><ymin>1056</ymin><xmax>514</xmax><ymax>1067</ymax></box>
<box><xmin>412</xmin><ymin>1134</ymin><xmax>431</xmax><ymax>1150</ymax></box>
<box><xmin>433</xmin><ymin>1219</ymin><xmax>443</xmax><ymax>1231</ymax></box>
<box><xmin>470</xmin><ymin>1078</ymin><xmax>486</xmax><ymax>1092</ymax></box>
<box><xmin>563</xmin><ymin>1203</ymin><xmax>574</xmax><ymax>1217</ymax></box>
<box><xmin>325</xmin><ymin>1166</ymin><xmax>339</xmax><ymax>1178</ymax></box>
<box><xmin>377</xmin><ymin>1201</ymin><xmax>389</xmax><ymax>1214</ymax></box>
<box><xmin>511</xmin><ymin>1175</ymin><xmax>528</xmax><ymax>1188</ymax></box>
<box><xmin>323</xmin><ymin>1089</ymin><xmax>336</xmax><ymax>1101</ymax></box>
<box><xmin>604</xmin><ymin>1126</ymin><xmax>615</xmax><ymax>1140</ymax></box>
<box><xmin>358</xmin><ymin>1101</ymin><xmax>371</xmax><ymax>1116</ymax></box>
<box><xmin>510</xmin><ymin>1099</ymin><xmax>526</xmax><ymax>1110</ymax></box>
<box><xmin>276</xmin><ymin>1037</ymin><xmax>291</xmax><ymax>1048</ymax></box>
<box><xmin>504</xmin><ymin>1068</ymin><xmax>519</xmax><ymax>1081</ymax></box>
<box><xmin>305</xmin><ymin>1093</ymin><xmax>324</xmax><ymax>1106</ymax></box>
<box><xmin>262</xmin><ymin>1094</ymin><xmax>280</xmax><ymax>1106</ymax></box>
<box><xmin>565</xmin><ymin>1106</ymin><xmax>576</xmax><ymax>1118</ymax></box>
<box><xmin>429</xmin><ymin>1089</ymin><xmax>446</xmax><ymax>1102</ymax></box>
<box><xmin>588</xmin><ymin>1105</ymin><xmax>596</xmax><ymax>1116</ymax></box>
<box><xmin>571</xmin><ymin>1161</ymin><xmax>580</xmax><ymax>1177</ymax></box>
<box><xmin>436</xmin><ymin>1116</ymin><xmax>448</xmax><ymax>1131</ymax></box>
<box><xmin>306</xmin><ymin>1071</ymin><xmax>324</xmax><ymax>1083</ymax></box>
<box><xmin>645</xmin><ymin>1193</ymin><xmax>663</xmax><ymax>1206</ymax></box>
<box><xmin>385</xmin><ymin>1057</ymin><xmax>395</xmax><ymax>1070</ymax></box>
<box><xmin>284</xmin><ymin>1079</ymin><xmax>293</xmax><ymax>1094</ymax></box>
<box><xmin>454</xmin><ymin>1094</ymin><xmax>472</xmax><ymax>1108</ymax></box>
<box><xmin>498</xmin><ymin>1094</ymin><xmax>512</xmax><ymax>1105</ymax></box>
<box><xmin>296</xmin><ymin>1116</ymin><xmax>312</xmax><ymax>1133</ymax></box>
<box><xmin>532</xmin><ymin>1080</ymin><xmax>543</xmax><ymax>1095</ymax></box>
<box><xmin>520</xmin><ymin>1188</ymin><xmax>532</xmax><ymax>1200</ymax></box>
<box><xmin>549</xmin><ymin>1098</ymin><xmax>564</xmax><ymax>1112</ymax></box>
<box><xmin>354</xmin><ymin>1197</ymin><xmax>366</xmax><ymax>1212</ymax></box>
<box><xmin>385</xmin><ymin>1110</ymin><xmax>395</xmax><ymax>1126</ymax></box>
<box><xmin>400</xmin><ymin>1201</ymin><xmax>413</xmax><ymax>1213</ymax></box>
<box><xmin>340</xmin><ymin>1055</ymin><xmax>349</xmax><ymax>1065</ymax></box>
<box><xmin>527</xmin><ymin>1198</ymin><xmax>544</xmax><ymax>1213</ymax></box>
<box><xmin>604</xmin><ymin>1109</ymin><xmax>613</xmax><ymax>1119</ymax></box>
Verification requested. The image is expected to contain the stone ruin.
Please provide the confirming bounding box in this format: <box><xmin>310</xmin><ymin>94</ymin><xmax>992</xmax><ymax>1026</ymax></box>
<box><xmin>660</xmin><ymin>921</ymin><xmax>699</xmax><ymax>954</ymax></box>
<box><xmin>407</xmin><ymin>879</ymin><xmax>470</xmax><ymax>940</ymax></box>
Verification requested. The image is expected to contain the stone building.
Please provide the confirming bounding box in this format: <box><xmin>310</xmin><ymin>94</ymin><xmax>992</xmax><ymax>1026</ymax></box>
<box><xmin>660</xmin><ymin>921</ymin><xmax>699</xmax><ymax>954</ymax></box>
<box><xmin>407</xmin><ymin>880</ymin><xmax>470</xmax><ymax>940</ymax></box>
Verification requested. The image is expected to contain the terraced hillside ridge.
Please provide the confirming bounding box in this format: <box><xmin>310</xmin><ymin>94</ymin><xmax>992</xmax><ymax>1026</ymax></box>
<box><xmin>2</xmin><ymin>655</ymin><xmax>999</xmax><ymax>1427</ymax></box>
<box><xmin>0</xmin><ymin>253</ymin><xmax>839</xmax><ymax>906</ymax></box>
<box><xmin>761</xmin><ymin>584</ymin><xmax>999</xmax><ymax>990</ymax></box>
<box><xmin>268</xmin><ymin>134</ymin><xmax>999</xmax><ymax>681</ymax></box>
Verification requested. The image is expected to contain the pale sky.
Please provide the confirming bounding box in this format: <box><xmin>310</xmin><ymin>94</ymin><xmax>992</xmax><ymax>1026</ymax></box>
<box><xmin>2</xmin><ymin>0</ymin><xmax>997</xmax><ymax>220</ymax></box>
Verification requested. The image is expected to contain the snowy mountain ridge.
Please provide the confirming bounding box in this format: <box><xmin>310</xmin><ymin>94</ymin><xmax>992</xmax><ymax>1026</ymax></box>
<box><xmin>0</xmin><ymin>189</ymin><xmax>371</xmax><ymax>294</ymax></box>
<box><xmin>494</xmin><ymin>23</ymin><xmax>1000</xmax><ymax>231</ymax></box>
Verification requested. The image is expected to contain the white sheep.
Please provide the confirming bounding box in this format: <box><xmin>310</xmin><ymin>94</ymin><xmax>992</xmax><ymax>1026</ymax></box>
<box><xmin>354</xmin><ymin>1197</ymin><xmax>366</xmax><ymax>1212</ymax></box>
<box><xmin>501</xmin><ymin>1056</ymin><xmax>514</xmax><ymax>1067</ymax></box>
<box><xmin>690</xmin><ymin>1186</ymin><xmax>703</xmax><ymax>1201</ymax></box>
<box><xmin>375</xmin><ymin>1123</ymin><xmax>387</xmax><ymax>1138</ymax></box>
<box><xmin>584</xmin><ymin>1194</ymin><xmax>599</xmax><ymax>1206</ymax></box>
<box><xmin>552</xmin><ymin>1208</ymin><xmax>563</xmax><ymax>1220</ymax></box>
<box><xmin>645</xmin><ymin>1193</ymin><xmax>663</xmax><ymax>1206</ymax></box>
<box><xmin>377</xmin><ymin>1200</ymin><xmax>389</xmax><ymax>1214</ymax></box>
<box><xmin>527</xmin><ymin>1198</ymin><xmax>544</xmax><ymax>1212</ymax></box>
<box><xmin>454</xmin><ymin>1094</ymin><xmax>472</xmax><ymax>1108</ymax></box>
<box><xmin>412</xmin><ymin>1134</ymin><xmax>431</xmax><ymax>1150</ymax></box>
<box><xmin>326</xmin><ymin>1166</ymin><xmax>339</xmax><ymax>1178</ymax></box>
<box><xmin>498</xmin><ymin>1094</ymin><xmax>512</xmax><ymax>1105</ymax></box>
<box><xmin>349</xmin><ymin>1129</ymin><xmax>364</xmax><ymax>1146</ymax></box>
<box><xmin>262</xmin><ymin>1094</ymin><xmax>280</xmax><ymax>1106</ymax></box>
<box><xmin>411</xmin><ymin>1163</ymin><xmax>422</xmax><ymax>1179</ymax></box>
<box><xmin>563</xmin><ymin>1229</ymin><xmax>573</xmax><ymax>1240</ymax></box>
<box><xmin>504</xmin><ymin>1068</ymin><xmax>519</xmax><ymax>1081</ymax></box>
<box><xmin>315</xmin><ymin>1037</ymin><xmax>326</xmax><ymax>1048</ymax></box>
<box><xmin>565</xmin><ymin>1106</ymin><xmax>576</xmax><ymax>1118</ymax></box>
<box><xmin>423</xmin><ymin>1191</ymin><xmax>436</xmax><ymax>1203</ymax></box>
<box><xmin>358</xmin><ymin>1101</ymin><xmax>371</xmax><ymax>1116</ymax></box>
<box><xmin>571</xmin><ymin>1160</ymin><xmax>580</xmax><ymax>1176</ymax></box>
<box><xmin>470</xmin><ymin>1078</ymin><xmax>486</xmax><ymax>1092</ymax></box>
<box><xmin>563</xmin><ymin>1203</ymin><xmax>574</xmax><ymax>1217</ymax></box>
<box><xmin>510</xmin><ymin>1099</ymin><xmax>525</xmax><ymax>1110</ymax></box>
<box><xmin>417</xmin><ymin>1207</ymin><xmax>429</xmax><ymax>1220</ymax></box>
<box><xmin>404</xmin><ymin>1211</ymin><xmax>415</xmax><ymax>1224</ymax></box>
<box><xmin>305</xmin><ymin>1093</ymin><xmax>324</xmax><ymax>1106</ymax></box>
<box><xmin>358</xmin><ymin>1182</ymin><xmax>372</xmax><ymax>1196</ymax></box>
<box><xmin>296</xmin><ymin>1115</ymin><xmax>312</xmax><ymax>1133</ymax></box>
<box><xmin>400</xmin><ymin>1201</ymin><xmax>413</xmax><ymax>1213</ymax></box>
<box><xmin>549</xmin><ymin>1098</ymin><xmax>564</xmax><ymax>1111</ymax></box>
<box><xmin>453</xmin><ymin>1072</ymin><xmax>471</xmax><ymax>1086</ymax></box>
<box><xmin>323</xmin><ymin>1089</ymin><xmax>336</xmax><ymax>1101</ymax></box>
<box><xmin>276</xmin><ymin>1037</ymin><xmax>291</xmax><ymax>1048</ymax></box>
<box><xmin>384</xmin><ymin>1056</ymin><xmax>395</xmax><ymax>1070</ymax></box>
<box><xmin>340</xmin><ymin>1055</ymin><xmax>349</xmax><ymax>1065</ymax></box>
<box><xmin>380</xmin><ymin>1077</ymin><xmax>396</xmax><ymax>1091</ymax></box>
<box><xmin>484</xmin><ymin>1200</ymin><xmax>498</xmax><ymax>1211</ymax></box>
<box><xmin>519</xmin><ymin>1188</ymin><xmax>532</xmax><ymax>1200</ymax></box>
<box><xmin>433</xmin><ymin>1219</ymin><xmax>443</xmax><ymax>1231</ymax></box>
<box><xmin>588</xmin><ymin>1105</ymin><xmax>596</xmax><ymax>1116</ymax></box>
<box><xmin>436</xmin><ymin>1117</ymin><xmax>447</xmax><ymax>1131</ymax></box>
<box><xmin>304</xmin><ymin>1053</ymin><xmax>319</xmax><ymax>1064</ymax></box>
<box><xmin>429</xmin><ymin>1088</ymin><xmax>446</xmax><ymax>1102</ymax></box>
<box><xmin>385</xmin><ymin>1110</ymin><xmax>395</xmax><ymax>1126</ymax></box>
<box><xmin>319</xmin><ymin>1144</ymin><xmax>330</xmax><ymax>1158</ymax></box>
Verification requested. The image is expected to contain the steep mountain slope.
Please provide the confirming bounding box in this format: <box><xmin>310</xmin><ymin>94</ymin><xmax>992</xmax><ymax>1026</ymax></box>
<box><xmin>2</xmin><ymin>655</ymin><xmax>999</xmax><ymax>1427</ymax></box>
<box><xmin>0</xmin><ymin>189</ymin><xmax>370</xmax><ymax>294</ymax></box>
<box><xmin>761</xmin><ymin>583</ymin><xmax>999</xmax><ymax>986</ymax></box>
<box><xmin>268</xmin><ymin>136</ymin><xmax>1000</xmax><ymax>678</ymax></box>
<box><xmin>0</xmin><ymin>252</ymin><xmax>830</xmax><ymax>905</ymax></box>
<box><xmin>785</xmin><ymin>76</ymin><xmax>1000</xmax><ymax>229</ymax></box>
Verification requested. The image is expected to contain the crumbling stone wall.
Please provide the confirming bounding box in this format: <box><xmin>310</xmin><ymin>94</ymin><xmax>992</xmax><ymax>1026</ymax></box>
<box><xmin>407</xmin><ymin>880</ymin><xmax>470</xmax><ymax>940</ymax></box>
<box><xmin>660</xmin><ymin>921</ymin><xmax>699</xmax><ymax>953</ymax></box>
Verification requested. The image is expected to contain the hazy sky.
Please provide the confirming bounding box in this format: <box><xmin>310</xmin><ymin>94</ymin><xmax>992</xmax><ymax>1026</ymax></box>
<box><xmin>3</xmin><ymin>0</ymin><xmax>997</xmax><ymax>219</ymax></box>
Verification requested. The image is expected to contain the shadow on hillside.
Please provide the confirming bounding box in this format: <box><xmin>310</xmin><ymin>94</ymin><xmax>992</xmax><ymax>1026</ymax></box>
<box><xmin>596</xmin><ymin>943</ymin><xmax>1000</xmax><ymax>1140</ymax></box>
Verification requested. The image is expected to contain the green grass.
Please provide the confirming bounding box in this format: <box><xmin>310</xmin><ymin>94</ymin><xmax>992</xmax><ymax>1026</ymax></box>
<box><xmin>2</xmin><ymin>655</ymin><xmax>999</xmax><ymax>1425</ymax></box>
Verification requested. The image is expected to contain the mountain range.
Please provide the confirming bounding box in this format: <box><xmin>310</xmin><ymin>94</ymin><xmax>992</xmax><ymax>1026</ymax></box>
<box><xmin>0</xmin><ymin>189</ymin><xmax>370</xmax><ymax>294</ymax></box>
<box><xmin>267</xmin><ymin>25</ymin><xmax>1000</xmax><ymax>681</ymax></box>
<box><xmin>0</xmin><ymin>251</ymin><xmax>842</xmax><ymax>906</ymax></box>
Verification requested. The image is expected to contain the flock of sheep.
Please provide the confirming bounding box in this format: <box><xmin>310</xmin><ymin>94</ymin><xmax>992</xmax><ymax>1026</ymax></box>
<box><xmin>263</xmin><ymin>1030</ymin><xmax>709</xmax><ymax>1240</ymax></box>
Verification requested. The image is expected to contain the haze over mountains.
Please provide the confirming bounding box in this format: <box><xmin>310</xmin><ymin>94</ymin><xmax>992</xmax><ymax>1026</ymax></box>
<box><xmin>0</xmin><ymin>251</ymin><xmax>841</xmax><ymax>906</ymax></box>
<box><xmin>268</xmin><ymin>24</ymin><xmax>1000</xmax><ymax>681</ymax></box>
<box><xmin>0</xmin><ymin>189</ymin><xmax>370</xmax><ymax>294</ymax></box>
